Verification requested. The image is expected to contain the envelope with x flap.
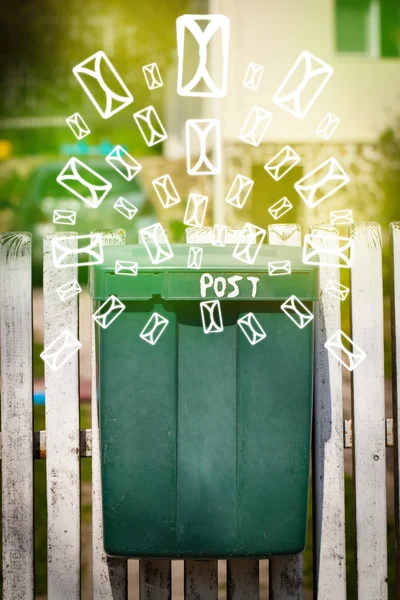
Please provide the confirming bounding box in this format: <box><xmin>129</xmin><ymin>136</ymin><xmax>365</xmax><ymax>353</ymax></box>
<box><xmin>142</xmin><ymin>62</ymin><xmax>163</xmax><ymax>90</ymax></box>
<box><xmin>187</xmin><ymin>246</ymin><xmax>203</xmax><ymax>269</ymax></box>
<box><xmin>73</xmin><ymin>51</ymin><xmax>133</xmax><ymax>119</ymax></box>
<box><xmin>57</xmin><ymin>157</ymin><xmax>112</xmax><ymax>208</ymax></box>
<box><xmin>186</xmin><ymin>119</ymin><xmax>221</xmax><ymax>175</ymax></box>
<box><xmin>200</xmin><ymin>300</ymin><xmax>223</xmax><ymax>334</ymax></box>
<box><xmin>184</xmin><ymin>194</ymin><xmax>208</xmax><ymax>227</ymax></box>
<box><xmin>152</xmin><ymin>174</ymin><xmax>180</xmax><ymax>209</ymax></box>
<box><xmin>268</xmin><ymin>260</ymin><xmax>291</xmax><ymax>276</ymax></box>
<box><xmin>239</xmin><ymin>106</ymin><xmax>272</xmax><ymax>147</ymax></box>
<box><xmin>106</xmin><ymin>145</ymin><xmax>142</xmax><ymax>181</ymax></box>
<box><xmin>264</xmin><ymin>146</ymin><xmax>301</xmax><ymax>181</ymax></box>
<box><xmin>294</xmin><ymin>158</ymin><xmax>350</xmax><ymax>208</ymax></box>
<box><xmin>57</xmin><ymin>279</ymin><xmax>82</xmax><ymax>302</ymax></box>
<box><xmin>140</xmin><ymin>223</ymin><xmax>174</xmax><ymax>265</ymax></box>
<box><xmin>93</xmin><ymin>295</ymin><xmax>125</xmax><ymax>329</ymax></box>
<box><xmin>303</xmin><ymin>233</ymin><xmax>354</xmax><ymax>268</ymax></box>
<box><xmin>273</xmin><ymin>51</ymin><xmax>333</xmax><ymax>119</ymax></box>
<box><xmin>140</xmin><ymin>313</ymin><xmax>169</xmax><ymax>345</ymax></box>
<box><xmin>281</xmin><ymin>295</ymin><xmax>314</xmax><ymax>329</ymax></box>
<box><xmin>115</xmin><ymin>260</ymin><xmax>139</xmax><ymax>276</ymax></box>
<box><xmin>52</xmin><ymin>234</ymin><xmax>104</xmax><ymax>269</ymax></box>
<box><xmin>233</xmin><ymin>223</ymin><xmax>266</xmax><ymax>265</ymax></box>
<box><xmin>268</xmin><ymin>197</ymin><xmax>293</xmax><ymax>220</ymax></box>
<box><xmin>66</xmin><ymin>113</ymin><xmax>90</xmax><ymax>140</ymax></box>
<box><xmin>237</xmin><ymin>313</ymin><xmax>266</xmax><ymax>345</ymax></box>
<box><xmin>212</xmin><ymin>224</ymin><xmax>227</xmax><ymax>247</ymax></box>
<box><xmin>177</xmin><ymin>14</ymin><xmax>230</xmax><ymax>98</ymax></box>
<box><xmin>324</xmin><ymin>279</ymin><xmax>349</xmax><ymax>301</ymax></box>
<box><xmin>113</xmin><ymin>197</ymin><xmax>138</xmax><ymax>220</ymax></box>
<box><xmin>225</xmin><ymin>174</ymin><xmax>254</xmax><ymax>209</ymax></box>
<box><xmin>134</xmin><ymin>106</ymin><xmax>168</xmax><ymax>147</ymax></box>
<box><xmin>53</xmin><ymin>210</ymin><xmax>76</xmax><ymax>225</ymax></box>
<box><xmin>243</xmin><ymin>63</ymin><xmax>264</xmax><ymax>91</ymax></box>
<box><xmin>324</xmin><ymin>329</ymin><xmax>366</xmax><ymax>372</ymax></box>
<box><xmin>330</xmin><ymin>209</ymin><xmax>353</xmax><ymax>226</ymax></box>
<box><xmin>316</xmin><ymin>113</ymin><xmax>340</xmax><ymax>140</ymax></box>
<box><xmin>40</xmin><ymin>330</ymin><xmax>81</xmax><ymax>372</ymax></box>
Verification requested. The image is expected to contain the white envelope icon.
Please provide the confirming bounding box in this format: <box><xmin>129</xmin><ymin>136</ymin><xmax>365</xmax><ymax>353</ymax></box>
<box><xmin>152</xmin><ymin>174</ymin><xmax>180</xmax><ymax>209</ymax></box>
<box><xmin>66</xmin><ymin>113</ymin><xmax>90</xmax><ymax>140</ymax></box>
<box><xmin>186</xmin><ymin>119</ymin><xmax>221</xmax><ymax>175</ymax></box>
<box><xmin>57</xmin><ymin>158</ymin><xmax>112</xmax><ymax>209</ymax></box>
<box><xmin>324</xmin><ymin>279</ymin><xmax>349</xmax><ymax>301</ymax></box>
<box><xmin>139</xmin><ymin>223</ymin><xmax>174</xmax><ymax>265</ymax></box>
<box><xmin>106</xmin><ymin>146</ymin><xmax>142</xmax><ymax>181</ymax></box>
<box><xmin>233</xmin><ymin>223</ymin><xmax>266</xmax><ymax>265</ymax></box>
<box><xmin>133</xmin><ymin>106</ymin><xmax>168</xmax><ymax>147</ymax></box>
<box><xmin>212</xmin><ymin>224</ymin><xmax>227</xmax><ymax>247</ymax></box>
<box><xmin>142</xmin><ymin>62</ymin><xmax>163</xmax><ymax>90</ymax></box>
<box><xmin>237</xmin><ymin>313</ymin><xmax>267</xmax><ymax>345</ymax></box>
<box><xmin>303</xmin><ymin>233</ymin><xmax>354</xmax><ymax>268</ymax></box>
<box><xmin>140</xmin><ymin>313</ymin><xmax>169</xmax><ymax>345</ymax></box>
<box><xmin>113</xmin><ymin>197</ymin><xmax>138</xmax><ymax>220</ymax></box>
<box><xmin>273</xmin><ymin>51</ymin><xmax>333</xmax><ymax>119</ymax></box>
<box><xmin>115</xmin><ymin>260</ymin><xmax>139</xmax><ymax>276</ymax></box>
<box><xmin>187</xmin><ymin>246</ymin><xmax>203</xmax><ymax>269</ymax></box>
<box><xmin>281</xmin><ymin>295</ymin><xmax>314</xmax><ymax>329</ymax></box>
<box><xmin>52</xmin><ymin>234</ymin><xmax>104</xmax><ymax>269</ymax></box>
<box><xmin>53</xmin><ymin>210</ymin><xmax>76</xmax><ymax>225</ymax></box>
<box><xmin>268</xmin><ymin>260</ymin><xmax>291</xmax><ymax>276</ymax></box>
<box><xmin>73</xmin><ymin>51</ymin><xmax>133</xmax><ymax>119</ymax></box>
<box><xmin>316</xmin><ymin>113</ymin><xmax>340</xmax><ymax>140</ymax></box>
<box><xmin>200</xmin><ymin>300</ymin><xmax>223</xmax><ymax>334</ymax></box>
<box><xmin>268</xmin><ymin>197</ymin><xmax>293</xmax><ymax>220</ymax></box>
<box><xmin>177</xmin><ymin>14</ymin><xmax>230</xmax><ymax>97</ymax></box>
<box><xmin>93</xmin><ymin>295</ymin><xmax>125</xmax><ymax>329</ymax></box>
<box><xmin>225</xmin><ymin>175</ymin><xmax>254</xmax><ymax>209</ymax></box>
<box><xmin>56</xmin><ymin>279</ymin><xmax>82</xmax><ymax>302</ymax></box>
<box><xmin>324</xmin><ymin>330</ymin><xmax>366</xmax><ymax>372</ymax></box>
<box><xmin>294</xmin><ymin>158</ymin><xmax>350</xmax><ymax>208</ymax></box>
<box><xmin>330</xmin><ymin>210</ymin><xmax>353</xmax><ymax>225</ymax></box>
<box><xmin>40</xmin><ymin>330</ymin><xmax>81</xmax><ymax>372</ymax></box>
<box><xmin>184</xmin><ymin>194</ymin><xmax>208</xmax><ymax>227</ymax></box>
<box><xmin>239</xmin><ymin>106</ymin><xmax>272</xmax><ymax>147</ymax></box>
<box><xmin>264</xmin><ymin>146</ymin><xmax>301</xmax><ymax>181</ymax></box>
<box><xmin>243</xmin><ymin>63</ymin><xmax>264</xmax><ymax>91</ymax></box>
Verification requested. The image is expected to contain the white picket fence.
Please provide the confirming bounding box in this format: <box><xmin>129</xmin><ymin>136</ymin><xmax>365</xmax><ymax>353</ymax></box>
<box><xmin>0</xmin><ymin>222</ymin><xmax>397</xmax><ymax>599</ymax></box>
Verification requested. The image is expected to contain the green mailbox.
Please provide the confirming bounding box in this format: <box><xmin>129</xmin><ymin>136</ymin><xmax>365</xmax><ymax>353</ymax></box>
<box><xmin>90</xmin><ymin>243</ymin><xmax>319</xmax><ymax>558</ymax></box>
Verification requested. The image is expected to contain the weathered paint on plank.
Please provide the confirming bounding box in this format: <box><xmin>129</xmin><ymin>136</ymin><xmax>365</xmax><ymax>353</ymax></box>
<box><xmin>0</xmin><ymin>232</ymin><xmax>34</xmax><ymax>600</ymax></box>
<box><xmin>351</xmin><ymin>223</ymin><xmax>388</xmax><ymax>599</ymax></box>
<box><xmin>140</xmin><ymin>560</ymin><xmax>172</xmax><ymax>600</ymax></box>
<box><xmin>184</xmin><ymin>560</ymin><xmax>218</xmax><ymax>600</ymax></box>
<box><xmin>227</xmin><ymin>559</ymin><xmax>259</xmax><ymax>600</ymax></box>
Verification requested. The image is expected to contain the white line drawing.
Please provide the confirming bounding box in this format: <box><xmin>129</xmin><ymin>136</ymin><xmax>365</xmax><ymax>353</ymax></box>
<box><xmin>294</xmin><ymin>157</ymin><xmax>350</xmax><ymax>208</ymax></box>
<box><xmin>113</xmin><ymin>197</ymin><xmax>138</xmax><ymax>220</ymax></box>
<box><xmin>187</xmin><ymin>246</ymin><xmax>203</xmax><ymax>269</ymax></box>
<box><xmin>53</xmin><ymin>210</ymin><xmax>76</xmax><ymax>226</ymax></box>
<box><xmin>225</xmin><ymin>175</ymin><xmax>254</xmax><ymax>209</ymax></box>
<box><xmin>52</xmin><ymin>234</ymin><xmax>104</xmax><ymax>269</ymax></box>
<box><xmin>239</xmin><ymin>106</ymin><xmax>272</xmax><ymax>147</ymax></box>
<box><xmin>183</xmin><ymin>194</ymin><xmax>208</xmax><ymax>227</ymax></box>
<box><xmin>139</xmin><ymin>223</ymin><xmax>174</xmax><ymax>264</ymax></box>
<box><xmin>264</xmin><ymin>145</ymin><xmax>301</xmax><ymax>181</ymax></box>
<box><xmin>330</xmin><ymin>210</ymin><xmax>353</xmax><ymax>225</ymax></box>
<box><xmin>56</xmin><ymin>158</ymin><xmax>112</xmax><ymax>209</ymax></box>
<box><xmin>133</xmin><ymin>106</ymin><xmax>168</xmax><ymax>147</ymax></box>
<box><xmin>268</xmin><ymin>260</ymin><xmax>291</xmax><ymax>276</ymax></box>
<box><xmin>106</xmin><ymin>146</ymin><xmax>142</xmax><ymax>181</ymax></box>
<box><xmin>66</xmin><ymin>113</ymin><xmax>90</xmax><ymax>140</ymax></box>
<box><xmin>200</xmin><ymin>300</ymin><xmax>224</xmax><ymax>333</ymax></box>
<box><xmin>237</xmin><ymin>313</ymin><xmax>267</xmax><ymax>345</ymax></box>
<box><xmin>142</xmin><ymin>62</ymin><xmax>163</xmax><ymax>90</ymax></box>
<box><xmin>324</xmin><ymin>280</ymin><xmax>350</xmax><ymax>301</ymax></box>
<box><xmin>115</xmin><ymin>261</ymin><xmax>139</xmax><ymax>276</ymax></box>
<box><xmin>40</xmin><ymin>330</ymin><xmax>81</xmax><ymax>372</ymax></box>
<box><xmin>325</xmin><ymin>329</ymin><xmax>366</xmax><ymax>371</ymax></box>
<box><xmin>93</xmin><ymin>295</ymin><xmax>125</xmax><ymax>329</ymax></box>
<box><xmin>316</xmin><ymin>113</ymin><xmax>340</xmax><ymax>140</ymax></box>
<box><xmin>303</xmin><ymin>233</ymin><xmax>354</xmax><ymax>268</ymax></box>
<box><xmin>233</xmin><ymin>223</ymin><xmax>266</xmax><ymax>265</ymax></box>
<box><xmin>140</xmin><ymin>313</ymin><xmax>169</xmax><ymax>345</ymax></box>
<box><xmin>268</xmin><ymin>197</ymin><xmax>293</xmax><ymax>220</ymax></box>
<box><xmin>212</xmin><ymin>224</ymin><xmax>227</xmax><ymax>247</ymax></box>
<box><xmin>186</xmin><ymin>119</ymin><xmax>221</xmax><ymax>175</ymax></box>
<box><xmin>281</xmin><ymin>295</ymin><xmax>314</xmax><ymax>329</ymax></box>
<box><xmin>56</xmin><ymin>279</ymin><xmax>82</xmax><ymax>302</ymax></box>
<box><xmin>243</xmin><ymin>63</ymin><xmax>264</xmax><ymax>91</ymax></box>
<box><xmin>152</xmin><ymin>174</ymin><xmax>180</xmax><ymax>209</ymax></box>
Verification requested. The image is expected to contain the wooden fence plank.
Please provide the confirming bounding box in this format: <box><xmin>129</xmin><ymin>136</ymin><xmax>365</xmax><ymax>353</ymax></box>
<box><xmin>43</xmin><ymin>233</ymin><xmax>81</xmax><ymax>599</ymax></box>
<box><xmin>268</xmin><ymin>223</ymin><xmax>304</xmax><ymax>600</ymax></box>
<box><xmin>0</xmin><ymin>233</ymin><xmax>34</xmax><ymax>600</ymax></box>
<box><xmin>184</xmin><ymin>560</ymin><xmax>218</xmax><ymax>600</ymax></box>
<box><xmin>351</xmin><ymin>223</ymin><xmax>388</xmax><ymax>599</ymax></box>
<box><xmin>91</xmin><ymin>230</ymin><xmax>128</xmax><ymax>599</ymax></box>
<box><xmin>311</xmin><ymin>225</ymin><xmax>346</xmax><ymax>599</ymax></box>
<box><xmin>140</xmin><ymin>560</ymin><xmax>172</xmax><ymax>600</ymax></box>
<box><xmin>227</xmin><ymin>559</ymin><xmax>259</xmax><ymax>600</ymax></box>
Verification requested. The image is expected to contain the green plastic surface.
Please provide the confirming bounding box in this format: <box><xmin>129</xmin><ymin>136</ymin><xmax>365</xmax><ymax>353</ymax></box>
<box><xmin>91</xmin><ymin>244</ymin><xmax>318</xmax><ymax>558</ymax></box>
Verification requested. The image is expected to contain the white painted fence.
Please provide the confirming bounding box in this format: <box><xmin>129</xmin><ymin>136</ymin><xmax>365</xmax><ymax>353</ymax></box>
<box><xmin>0</xmin><ymin>223</ymin><xmax>396</xmax><ymax>599</ymax></box>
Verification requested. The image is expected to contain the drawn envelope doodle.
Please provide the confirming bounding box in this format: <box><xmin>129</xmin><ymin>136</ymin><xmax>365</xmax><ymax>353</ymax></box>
<box><xmin>66</xmin><ymin>113</ymin><xmax>90</xmax><ymax>140</ymax></box>
<box><xmin>115</xmin><ymin>261</ymin><xmax>139</xmax><ymax>276</ymax></box>
<box><xmin>52</xmin><ymin>234</ymin><xmax>104</xmax><ymax>269</ymax></box>
<box><xmin>233</xmin><ymin>223</ymin><xmax>266</xmax><ymax>265</ymax></box>
<box><xmin>200</xmin><ymin>300</ymin><xmax>224</xmax><ymax>334</ymax></box>
<box><xmin>152</xmin><ymin>174</ymin><xmax>180</xmax><ymax>209</ymax></box>
<box><xmin>106</xmin><ymin>146</ymin><xmax>142</xmax><ymax>181</ymax></box>
<box><xmin>177</xmin><ymin>14</ymin><xmax>230</xmax><ymax>97</ymax></box>
<box><xmin>140</xmin><ymin>313</ymin><xmax>169</xmax><ymax>345</ymax></box>
<box><xmin>57</xmin><ymin>279</ymin><xmax>82</xmax><ymax>302</ymax></box>
<box><xmin>53</xmin><ymin>210</ymin><xmax>76</xmax><ymax>225</ymax></box>
<box><xmin>57</xmin><ymin>158</ymin><xmax>112</xmax><ymax>209</ymax></box>
<box><xmin>184</xmin><ymin>193</ymin><xmax>208</xmax><ymax>227</ymax></box>
<box><xmin>273</xmin><ymin>51</ymin><xmax>333</xmax><ymax>119</ymax></box>
<box><xmin>324</xmin><ymin>280</ymin><xmax>349</xmax><ymax>301</ymax></box>
<box><xmin>303</xmin><ymin>233</ymin><xmax>354</xmax><ymax>268</ymax></box>
<box><xmin>281</xmin><ymin>295</ymin><xmax>314</xmax><ymax>329</ymax></box>
<box><xmin>239</xmin><ymin>106</ymin><xmax>272</xmax><ymax>147</ymax></box>
<box><xmin>294</xmin><ymin>158</ymin><xmax>350</xmax><ymax>208</ymax></box>
<box><xmin>268</xmin><ymin>260</ymin><xmax>291</xmax><ymax>276</ymax></box>
<box><xmin>268</xmin><ymin>197</ymin><xmax>293</xmax><ymax>220</ymax></box>
<box><xmin>212</xmin><ymin>224</ymin><xmax>227</xmax><ymax>247</ymax></box>
<box><xmin>133</xmin><ymin>106</ymin><xmax>168</xmax><ymax>147</ymax></box>
<box><xmin>93</xmin><ymin>295</ymin><xmax>125</xmax><ymax>329</ymax></box>
<box><xmin>264</xmin><ymin>145</ymin><xmax>301</xmax><ymax>181</ymax></box>
<box><xmin>186</xmin><ymin>119</ymin><xmax>221</xmax><ymax>175</ymax></box>
<box><xmin>325</xmin><ymin>330</ymin><xmax>366</xmax><ymax>372</ymax></box>
<box><xmin>140</xmin><ymin>223</ymin><xmax>174</xmax><ymax>265</ymax></box>
<box><xmin>225</xmin><ymin>175</ymin><xmax>254</xmax><ymax>209</ymax></box>
<box><xmin>187</xmin><ymin>246</ymin><xmax>203</xmax><ymax>269</ymax></box>
<box><xmin>142</xmin><ymin>62</ymin><xmax>163</xmax><ymax>90</ymax></box>
<box><xmin>316</xmin><ymin>113</ymin><xmax>340</xmax><ymax>140</ymax></box>
<box><xmin>330</xmin><ymin>210</ymin><xmax>353</xmax><ymax>226</ymax></box>
<box><xmin>113</xmin><ymin>197</ymin><xmax>138</xmax><ymax>220</ymax></box>
<box><xmin>40</xmin><ymin>330</ymin><xmax>81</xmax><ymax>372</ymax></box>
<box><xmin>243</xmin><ymin>63</ymin><xmax>264</xmax><ymax>91</ymax></box>
<box><xmin>237</xmin><ymin>313</ymin><xmax>267</xmax><ymax>345</ymax></box>
<box><xmin>73</xmin><ymin>51</ymin><xmax>133</xmax><ymax>119</ymax></box>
